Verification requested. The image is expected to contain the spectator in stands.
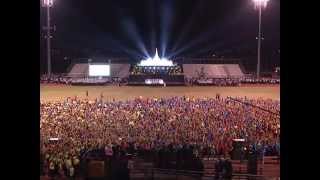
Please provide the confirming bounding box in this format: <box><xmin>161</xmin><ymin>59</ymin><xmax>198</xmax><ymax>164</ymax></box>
<box><xmin>40</xmin><ymin>96</ymin><xmax>279</xmax><ymax>178</ymax></box>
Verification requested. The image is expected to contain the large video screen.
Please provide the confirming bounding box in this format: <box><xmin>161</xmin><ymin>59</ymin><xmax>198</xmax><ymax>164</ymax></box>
<box><xmin>89</xmin><ymin>64</ymin><xmax>110</xmax><ymax>76</ymax></box>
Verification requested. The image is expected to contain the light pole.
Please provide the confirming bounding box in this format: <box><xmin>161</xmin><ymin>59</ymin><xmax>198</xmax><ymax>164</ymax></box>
<box><xmin>42</xmin><ymin>0</ymin><xmax>54</xmax><ymax>77</ymax></box>
<box><xmin>253</xmin><ymin>0</ymin><xmax>269</xmax><ymax>79</ymax></box>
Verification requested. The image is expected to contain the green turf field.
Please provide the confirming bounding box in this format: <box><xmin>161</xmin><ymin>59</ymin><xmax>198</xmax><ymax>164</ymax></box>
<box><xmin>40</xmin><ymin>84</ymin><xmax>280</xmax><ymax>102</ymax></box>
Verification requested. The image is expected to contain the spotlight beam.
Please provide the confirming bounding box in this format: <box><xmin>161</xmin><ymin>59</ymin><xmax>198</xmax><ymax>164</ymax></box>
<box><xmin>113</xmin><ymin>1</ymin><xmax>150</xmax><ymax>58</ymax></box>
<box><xmin>147</xmin><ymin>0</ymin><xmax>156</xmax><ymax>57</ymax></box>
<box><xmin>160</xmin><ymin>0</ymin><xmax>174</xmax><ymax>58</ymax></box>
<box><xmin>59</xmin><ymin>1</ymin><xmax>143</xmax><ymax>59</ymax></box>
<box><xmin>120</xmin><ymin>18</ymin><xmax>150</xmax><ymax>57</ymax></box>
<box><xmin>171</xmin><ymin>1</ymin><xmax>205</xmax><ymax>53</ymax></box>
<box><xmin>171</xmin><ymin>7</ymin><xmax>245</xmax><ymax>58</ymax></box>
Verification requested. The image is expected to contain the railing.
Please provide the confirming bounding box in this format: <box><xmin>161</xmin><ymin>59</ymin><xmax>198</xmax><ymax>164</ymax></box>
<box><xmin>226</xmin><ymin>97</ymin><xmax>280</xmax><ymax>117</ymax></box>
<box><xmin>130</xmin><ymin>168</ymin><xmax>279</xmax><ymax>180</ymax></box>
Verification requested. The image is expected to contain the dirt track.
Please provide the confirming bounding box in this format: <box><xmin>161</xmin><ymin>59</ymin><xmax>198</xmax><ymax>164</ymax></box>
<box><xmin>40</xmin><ymin>84</ymin><xmax>280</xmax><ymax>102</ymax></box>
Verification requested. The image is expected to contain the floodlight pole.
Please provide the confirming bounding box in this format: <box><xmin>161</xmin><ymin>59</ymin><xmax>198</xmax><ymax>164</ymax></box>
<box><xmin>257</xmin><ymin>4</ymin><xmax>262</xmax><ymax>79</ymax></box>
<box><xmin>45</xmin><ymin>2</ymin><xmax>52</xmax><ymax>77</ymax></box>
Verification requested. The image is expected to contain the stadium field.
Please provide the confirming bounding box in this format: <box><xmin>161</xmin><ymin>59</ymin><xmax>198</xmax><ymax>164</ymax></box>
<box><xmin>40</xmin><ymin>84</ymin><xmax>280</xmax><ymax>102</ymax></box>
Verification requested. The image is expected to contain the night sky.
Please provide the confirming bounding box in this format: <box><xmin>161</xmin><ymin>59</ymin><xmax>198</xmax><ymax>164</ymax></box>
<box><xmin>40</xmin><ymin>0</ymin><xmax>280</xmax><ymax>73</ymax></box>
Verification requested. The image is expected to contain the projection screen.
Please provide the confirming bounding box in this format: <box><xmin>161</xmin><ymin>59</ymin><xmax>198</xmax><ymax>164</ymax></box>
<box><xmin>89</xmin><ymin>64</ymin><xmax>110</xmax><ymax>76</ymax></box>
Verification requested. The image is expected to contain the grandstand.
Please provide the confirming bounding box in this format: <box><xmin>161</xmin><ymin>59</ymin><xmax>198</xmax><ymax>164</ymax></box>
<box><xmin>41</xmin><ymin>59</ymin><xmax>281</xmax><ymax>87</ymax></box>
<box><xmin>110</xmin><ymin>63</ymin><xmax>130</xmax><ymax>78</ymax></box>
<box><xmin>67</xmin><ymin>63</ymin><xmax>130</xmax><ymax>78</ymax></box>
<box><xmin>223</xmin><ymin>64</ymin><xmax>245</xmax><ymax>77</ymax></box>
<box><xmin>67</xmin><ymin>63</ymin><xmax>88</xmax><ymax>78</ymax></box>
<box><xmin>53</xmin><ymin>61</ymin><xmax>274</xmax><ymax>87</ymax></box>
<box><xmin>64</xmin><ymin>63</ymin><xmax>130</xmax><ymax>85</ymax></box>
<box><xmin>183</xmin><ymin>64</ymin><xmax>244</xmax><ymax>79</ymax></box>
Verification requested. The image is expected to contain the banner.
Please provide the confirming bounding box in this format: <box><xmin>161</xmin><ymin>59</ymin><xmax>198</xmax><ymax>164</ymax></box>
<box><xmin>197</xmin><ymin>79</ymin><xmax>213</xmax><ymax>84</ymax></box>
<box><xmin>145</xmin><ymin>79</ymin><xmax>164</xmax><ymax>85</ymax></box>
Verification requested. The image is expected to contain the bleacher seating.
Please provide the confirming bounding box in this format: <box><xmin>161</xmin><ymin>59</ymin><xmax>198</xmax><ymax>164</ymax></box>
<box><xmin>183</xmin><ymin>64</ymin><xmax>244</xmax><ymax>79</ymax></box>
<box><xmin>68</xmin><ymin>63</ymin><xmax>88</xmax><ymax>78</ymax></box>
<box><xmin>227</xmin><ymin>64</ymin><xmax>244</xmax><ymax>77</ymax></box>
<box><xmin>110</xmin><ymin>64</ymin><xmax>130</xmax><ymax>78</ymax></box>
<box><xmin>67</xmin><ymin>63</ymin><xmax>130</xmax><ymax>79</ymax></box>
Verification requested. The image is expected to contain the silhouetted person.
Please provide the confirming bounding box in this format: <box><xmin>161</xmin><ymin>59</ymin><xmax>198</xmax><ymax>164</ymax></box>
<box><xmin>193</xmin><ymin>156</ymin><xmax>204</xmax><ymax>178</ymax></box>
<box><xmin>216</xmin><ymin>93</ymin><xmax>221</xmax><ymax>100</ymax></box>
<box><xmin>247</xmin><ymin>147</ymin><xmax>258</xmax><ymax>180</ymax></box>
<box><xmin>224</xmin><ymin>157</ymin><xmax>233</xmax><ymax>180</ymax></box>
<box><xmin>118</xmin><ymin>151</ymin><xmax>130</xmax><ymax>180</ymax></box>
<box><xmin>214</xmin><ymin>157</ymin><xmax>223</xmax><ymax>180</ymax></box>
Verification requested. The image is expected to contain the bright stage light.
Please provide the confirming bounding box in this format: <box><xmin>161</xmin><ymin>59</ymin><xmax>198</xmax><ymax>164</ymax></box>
<box><xmin>42</xmin><ymin>0</ymin><xmax>53</xmax><ymax>7</ymax></box>
<box><xmin>253</xmin><ymin>0</ymin><xmax>269</xmax><ymax>9</ymax></box>
<box><xmin>138</xmin><ymin>48</ymin><xmax>174</xmax><ymax>66</ymax></box>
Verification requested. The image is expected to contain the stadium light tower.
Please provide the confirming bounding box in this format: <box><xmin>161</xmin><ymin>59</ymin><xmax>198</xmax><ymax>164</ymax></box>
<box><xmin>42</xmin><ymin>0</ymin><xmax>54</xmax><ymax>77</ymax></box>
<box><xmin>253</xmin><ymin>0</ymin><xmax>269</xmax><ymax>79</ymax></box>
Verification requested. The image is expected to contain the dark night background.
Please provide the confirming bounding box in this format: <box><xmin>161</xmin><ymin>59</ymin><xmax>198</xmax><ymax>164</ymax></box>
<box><xmin>40</xmin><ymin>0</ymin><xmax>280</xmax><ymax>74</ymax></box>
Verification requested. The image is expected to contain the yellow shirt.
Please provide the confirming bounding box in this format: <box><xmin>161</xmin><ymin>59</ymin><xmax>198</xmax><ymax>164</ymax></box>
<box><xmin>65</xmin><ymin>159</ymin><xmax>72</xmax><ymax>169</ymax></box>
